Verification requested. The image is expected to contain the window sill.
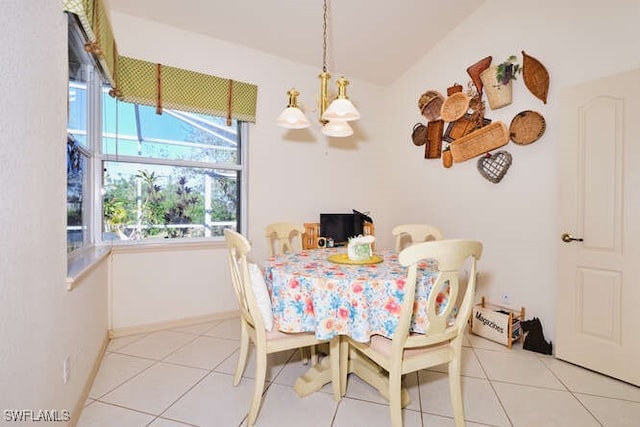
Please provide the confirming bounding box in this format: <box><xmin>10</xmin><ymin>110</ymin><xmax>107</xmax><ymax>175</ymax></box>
<box><xmin>108</xmin><ymin>237</ymin><xmax>226</xmax><ymax>254</ymax></box>
<box><xmin>66</xmin><ymin>246</ymin><xmax>111</xmax><ymax>291</ymax></box>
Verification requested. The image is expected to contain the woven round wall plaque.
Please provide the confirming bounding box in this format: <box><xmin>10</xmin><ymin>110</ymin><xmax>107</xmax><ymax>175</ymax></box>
<box><xmin>418</xmin><ymin>90</ymin><xmax>444</xmax><ymax>121</ymax></box>
<box><xmin>509</xmin><ymin>110</ymin><xmax>546</xmax><ymax>145</ymax></box>
<box><xmin>411</xmin><ymin>123</ymin><xmax>428</xmax><ymax>146</ymax></box>
<box><xmin>440</xmin><ymin>92</ymin><xmax>471</xmax><ymax>122</ymax></box>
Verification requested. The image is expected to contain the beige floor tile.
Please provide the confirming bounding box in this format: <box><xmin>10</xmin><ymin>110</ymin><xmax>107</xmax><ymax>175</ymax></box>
<box><xmin>467</xmin><ymin>334</ymin><xmax>514</xmax><ymax>352</ymax></box>
<box><xmin>99</xmin><ymin>362</ymin><xmax>207</xmax><ymax>415</ymax></box>
<box><xmin>541</xmin><ymin>357</ymin><xmax>640</xmax><ymax>402</ymax></box>
<box><xmin>214</xmin><ymin>345</ymin><xmax>296</xmax><ymax>382</ymax></box>
<box><xmin>418</xmin><ymin>370</ymin><xmax>510</xmax><ymax>426</ymax></box>
<box><xmin>341</xmin><ymin>372</ymin><xmax>420</xmax><ymax>412</ymax></box>
<box><xmin>241</xmin><ymin>382</ymin><xmax>338</xmax><ymax>427</ymax></box>
<box><xmin>492</xmin><ymin>381</ymin><xmax>601</xmax><ymax>427</ymax></box>
<box><xmin>148</xmin><ymin>417</ymin><xmax>197</xmax><ymax>427</ymax></box>
<box><xmin>204</xmin><ymin>317</ymin><xmax>241</xmax><ymax>340</ymax></box>
<box><xmin>106</xmin><ymin>333</ymin><xmax>147</xmax><ymax>352</ymax></box>
<box><xmin>332</xmin><ymin>397</ymin><xmax>422</xmax><ymax>427</ymax></box>
<box><xmin>575</xmin><ymin>393</ymin><xmax>640</xmax><ymax>427</ymax></box>
<box><xmin>421</xmin><ymin>413</ymin><xmax>496</xmax><ymax>427</ymax></box>
<box><xmin>427</xmin><ymin>347</ymin><xmax>487</xmax><ymax>379</ymax></box>
<box><xmin>162</xmin><ymin>372</ymin><xmax>256</xmax><ymax>427</ymax></box>
<box><xmin>170</xmin><ymin>321</ymin><xmax>221</xmax><ymax>336</ymax></box>
<box><xmin>89</xmin><ymin>352</ymin><xmax>155</xmax><ymax>399</ymax></box>
<box><xmin>163</xmin><ymin>336</ymin><xmax>239</xmax><ymax>370</ymax></box>
<box><xmin>475</xmin><ymin>348</ymin><xmax>565</xmax><ymax>389</ymax></box>
<box><xmin>76</xmin><ymin>401</ymin><xmax>155</xmax><ymax>427</ymax></box>
<box><xmin>112</xmin><ymin>330</ymin><xmax>197</xmax><ymax>361</ymax></box>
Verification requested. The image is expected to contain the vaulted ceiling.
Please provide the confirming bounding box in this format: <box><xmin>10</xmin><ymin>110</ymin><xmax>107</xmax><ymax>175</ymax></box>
<box><xmin>107</xmin><ymin>0</ymin><xmax>485</xmax><ymax>86</ymax></box>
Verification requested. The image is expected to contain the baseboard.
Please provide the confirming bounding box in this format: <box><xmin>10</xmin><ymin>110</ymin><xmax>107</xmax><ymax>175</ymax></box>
<box><xmin>109</xmin><ymin>310</ymin><xmax>240</xmax><ymax>338</ymax></box>
<box><xmin>70</xmin><ymin>330</ymin><xmax>110</xmax><ymax>427</ymax></box>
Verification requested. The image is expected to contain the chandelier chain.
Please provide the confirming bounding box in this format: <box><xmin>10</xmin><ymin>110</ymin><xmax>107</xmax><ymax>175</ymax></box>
<box><xmin>322</xmin><ymin>0</ymin><xmax>328</xmax><ymax>72</ymax></box>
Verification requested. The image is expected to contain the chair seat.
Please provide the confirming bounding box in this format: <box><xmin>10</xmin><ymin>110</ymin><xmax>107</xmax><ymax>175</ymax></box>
<box><xmin>367</xmin><ymin>334</ymin><xmax>451</xmax><ymax>360</ymax></box>
<box><xmin>266</xmin><ymin>328</ymin><xmax>317</xmax><ymax>341</ymax></box>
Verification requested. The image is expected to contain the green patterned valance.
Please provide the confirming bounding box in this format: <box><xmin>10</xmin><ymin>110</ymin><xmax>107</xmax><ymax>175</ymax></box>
<box><xmin>116</xmin><ymin>56</ymin><xmax>258</xmax><ymax>123</ymax></box>
<box><xmin>63</xmin><ymin>0</ymin><xmax>117</xmax><ymax>88</ymax></box>
<box><xmin>64</xmin><ymin>1</ymin><xmax>258</xmax><ymax>123</ymax></box>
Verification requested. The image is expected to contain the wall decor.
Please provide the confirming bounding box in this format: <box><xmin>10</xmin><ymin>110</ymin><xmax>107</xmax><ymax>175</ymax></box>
<box><xmin>441</xmin><ymin>92</ymin><xmax>471</xmax><ymax>122</ymax></box>
<box><xmin>425</xmin><ymin>120</ymin><xmax>444</xmax><ymax>159</ymax></box>
<box><xmin>442</xmin><ymin>147</ymin><xmax>453</xmax><ymax>168</ymax></box>
<box><xmin>418</xmin><ymin>90</ymin><xmax>444</xmax><ymax>121</ymax></box>
<box><xmin>443</xmin><ymin>113</ymin><xmax>492</xmax><ymax>143</ymax></box>
<box><xmin>480</xmin><ymin>55</ymin><xmax>521</xmax><ymax>110</ymax></box>
<box><xmin>447</xmin><ymin>83</ymin><xmax>463</xmax><ymax>96</ymax></box>
<box><xmin>522</xmin><ymin>51</ymin><xmax>549</xmax><ymax>104</ymax></box>
<box><xmin>466</xmin><ymin>56</ymin><xmax>492</xmax><ymax>96</ymax></box>
<box><xmin>411</xmin><ymin>123</ymin><xmax>428</xmax><ymax>146</ymax></box>
<box><xmin>477</xmin><ymin>151</ymin><xmax>513</xmax><ymax>183</ymax></box>
<box><xmin>509</xmin><ymin>110</ymin><xmax>546</xmax><ymax>145</ymax></box>
<box><xmin>450</xmin><ymin>121</ymin><xmax>509</xmax><ymax>163</ymax></box>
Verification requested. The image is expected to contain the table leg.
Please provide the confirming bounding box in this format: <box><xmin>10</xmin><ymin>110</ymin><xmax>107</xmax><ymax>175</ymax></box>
<box><xmin>347</xmin><ymin>347</ymin><xmax>411</xmax><ymax>407</ymax></box>
<box><xmin>293</xmin><ymin>336</ymin><xmax>342</xmax><ymax>401</ymax></box>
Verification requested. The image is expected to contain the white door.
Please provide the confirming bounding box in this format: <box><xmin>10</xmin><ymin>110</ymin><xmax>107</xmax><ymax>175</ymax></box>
<box><xmin>557</xmin><ymin>68</ymin><xmax>640</xmax><ymax>386</ymax></box>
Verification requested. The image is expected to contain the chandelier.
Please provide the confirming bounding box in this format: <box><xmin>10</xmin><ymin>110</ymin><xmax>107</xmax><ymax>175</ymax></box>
<box><xmin>276</xmin><ymin>0</ymin><xmax>360</xmax><ymax>137</ymax></box>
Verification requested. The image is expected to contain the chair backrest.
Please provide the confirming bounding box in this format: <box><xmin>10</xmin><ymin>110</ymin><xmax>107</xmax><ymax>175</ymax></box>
<box><xmin>396</xmin><ymin>239</ymin><xmax>482</xmax><ymax>350</ymax></box>
<box><xmin>265</xmin><ymin>222</ymin><xmax>306</xmax><ymax>256</ymax></box>
<box><xmin>224</xmin><ymin>229</ymin><xmax>264</xmax><ymax>331</ymax></box>
<box><xmin>392</xmin><ymin>224</ymin><xmax>443</xmax><ymax>252</ymax></box>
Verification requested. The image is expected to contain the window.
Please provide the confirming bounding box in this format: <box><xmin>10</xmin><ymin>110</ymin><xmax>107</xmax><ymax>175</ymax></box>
<box><xmin>67</xmin><ymin>17</ymin><xmax>100</xmax><ymax>254</ymax></box>
<box><xmin>66</xmin><ymin>13</ymin><xmax>250</xmax><ymax>250</ymax></box>
<box><xmin>100</xmin><ymin>97</ymin><xmax>246</xmax><ymax>242</ymax></box>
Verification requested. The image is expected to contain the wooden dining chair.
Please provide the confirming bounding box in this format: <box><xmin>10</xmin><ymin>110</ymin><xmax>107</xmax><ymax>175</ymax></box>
<box><xmin>392</xmin><ymin>223</ymin><xmax>443</xmax><ymax>252</ymax></box>
<box><xmin>344</xmin><ymin>239</ymin><xmax>483</xmax><ymax>427</ymax></box>
<box><xmin>224</xmin><ymin>229</ymin><xmax>327</xmax><ymax>425</ymax></box>
<box><xmin>265</xmin><ymin>222</ymin><xmax>306</xmax><ymax>256</ymax></box>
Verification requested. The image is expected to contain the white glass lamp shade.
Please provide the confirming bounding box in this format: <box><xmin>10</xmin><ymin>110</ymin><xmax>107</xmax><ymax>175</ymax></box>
<box><xmin>322</xmin><ymin>119</ymin><xmax>353</xmax><ymax>137</ymax></box>
<box><xmin>322</xmin><ymin>77</ymin><xmax>360</xmax><ymax>122</ymax></box>
<box><xmin>276</xmin><ymin>106</ymin><xmax>310</xmax><ymax>129</ymax></box>
<box><xmin>322</xmin><ymin>98</ymin><xmax>360</xmax><ymax>121</ymax></box>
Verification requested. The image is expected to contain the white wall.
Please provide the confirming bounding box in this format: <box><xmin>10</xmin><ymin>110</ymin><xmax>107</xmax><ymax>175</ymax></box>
<box><xmin>381</xmin><ymin>0</ymin><xmax>640</xmax><ymax>341</ymax></box>
<box><xmin>0</xmin><ymin>0</ymin><xmax>109</xmax><ymax>421</ymax></box>
<box><xmin>109</xmin><ymin>244</ymin><xmax>232</xmax><ymax>331</ymax></box>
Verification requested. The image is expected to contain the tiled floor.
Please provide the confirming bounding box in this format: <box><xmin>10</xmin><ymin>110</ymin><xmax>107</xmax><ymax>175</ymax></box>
<box><xmin>78</xmin><ymin>318</ymin><xmax>640</xmax><ymax>426</ymax></box>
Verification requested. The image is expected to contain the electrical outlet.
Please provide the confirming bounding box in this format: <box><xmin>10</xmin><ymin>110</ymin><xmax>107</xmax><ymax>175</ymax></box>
<box><xmin>63</xmin><ymin>356</ymin><xmax>70</xmax><ymax>384</ymax></box>
<box><xmin>500</xmin><ymin>292</ymin><xmax>511</xmax><ymax>305</ymax></box>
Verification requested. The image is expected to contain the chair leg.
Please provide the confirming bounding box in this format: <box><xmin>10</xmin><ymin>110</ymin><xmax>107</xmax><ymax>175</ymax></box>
<box><xmin>234</xmin><ymin>323</ymin><xmax>250</xmax><ymax>386</ymax></box>
<box><xmin>310</xmin><ymin>345</ymin><xmax>318</xmax><ymax>365</ymax></box>
<box><xmin>300</xmin><ymin>347</ymin><xmax>309</xmax><ymax>365</ymax></box>
<box><xmin>389</xmin><ymin>369</ymin><xmax>403</xmax><ymax>427</ymax></box>
<box><xmin>248</xmin><ymin>350</ymin><xmax>267</xmax><ymax>426</ymax></box>
<box><xmin>329</xmin><ymin>337</ymin><xmax>342</xmax><ymax>401</ymax></box>
<box><xmin>339</xmin><ymin>339</ymin><xmax>349</xmax><ymax>396</ymax></box>
<box><xmin>448</xmin><ymin>358</ymin><xmax>465</xmax><ymax>427</ymax></box>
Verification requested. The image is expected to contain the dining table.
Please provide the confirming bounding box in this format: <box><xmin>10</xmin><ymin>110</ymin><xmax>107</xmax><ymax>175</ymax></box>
<box><xmin>263</xmin><ymin>246</ymin><xmax>444</xmax><ymax>404</ymax></box>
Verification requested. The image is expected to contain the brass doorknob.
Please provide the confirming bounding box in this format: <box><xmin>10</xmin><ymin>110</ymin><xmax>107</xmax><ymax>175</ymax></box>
<box><xmin>561</xmin><ymin>233</ymin><xmax>583</xmax><ymax>243</ymax></box>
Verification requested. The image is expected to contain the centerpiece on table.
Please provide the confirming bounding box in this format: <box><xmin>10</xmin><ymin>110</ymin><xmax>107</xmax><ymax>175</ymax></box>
<box><xmin>347</xmin><ymin>235</ymin><xmax>376</xmax><ymax>261</ymax></box>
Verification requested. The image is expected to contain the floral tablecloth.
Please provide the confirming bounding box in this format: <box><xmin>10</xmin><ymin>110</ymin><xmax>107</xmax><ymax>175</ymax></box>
<box><xmin>264</xmin><ymin>248</ymin><xmax>442</xmax><ymax>343</ymax></box>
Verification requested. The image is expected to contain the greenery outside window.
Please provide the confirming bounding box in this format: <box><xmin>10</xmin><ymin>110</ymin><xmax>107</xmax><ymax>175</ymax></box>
<box><xmin>101</xmin><ymin>96</ymin><xmax>245</xmax><ymax>242</ymax></box>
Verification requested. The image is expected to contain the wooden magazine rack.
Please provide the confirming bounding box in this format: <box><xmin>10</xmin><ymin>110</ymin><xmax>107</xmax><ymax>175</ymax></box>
<box><xmin>470</xmin><ymin>296</ymin><xmax>525</xmax><ymax>349</ymax></box>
